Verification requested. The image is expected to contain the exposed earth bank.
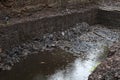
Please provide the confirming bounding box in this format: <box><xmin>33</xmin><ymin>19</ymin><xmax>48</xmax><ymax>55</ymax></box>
<box><xmin>0</xmin><ymin>0</ymin><xmax>120</xmax><ymax>80</ymax></box>
<box><xmin>89</xmin><ymin>42</ymin><xmax>120</xmax><ymax>80</ymax></box>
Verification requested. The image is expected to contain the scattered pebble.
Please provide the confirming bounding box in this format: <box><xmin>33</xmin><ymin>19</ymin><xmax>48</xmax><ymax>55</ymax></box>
<box><xmin>0</xmin><ymin>22</ymin><xmax>120</xmax><ymax>71</ymax></box>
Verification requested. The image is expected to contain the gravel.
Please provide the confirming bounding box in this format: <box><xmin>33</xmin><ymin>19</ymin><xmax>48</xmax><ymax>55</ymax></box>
<box><xmin>0</xmin><ymin>22</ymin><xmax>120</xmax><ymax>71</ymax></box>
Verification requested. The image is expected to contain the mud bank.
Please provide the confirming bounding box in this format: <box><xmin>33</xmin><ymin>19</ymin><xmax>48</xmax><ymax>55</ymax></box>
<box><xmin>0</xmin><ymin>6</ymin><xmax>97</xmax><ymax>50</ymax></box>
<box><xmin>97</xmin><ymin>9</ymin><xmax>120</xmax><ymax>27</ymax></box>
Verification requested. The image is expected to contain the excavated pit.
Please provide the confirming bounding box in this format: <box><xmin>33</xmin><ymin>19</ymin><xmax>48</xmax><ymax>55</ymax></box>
<box><xmin>0</xmin><ymin>7</ymin><xmax>120</xmax><ymax>80</ymax></box>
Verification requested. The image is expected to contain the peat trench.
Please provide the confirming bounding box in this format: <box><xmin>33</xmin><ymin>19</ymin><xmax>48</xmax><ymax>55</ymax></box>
<box><xmin>0</xmin><ymin>8</ymin><xmax>120</xmax><ymax>80</ymax></box>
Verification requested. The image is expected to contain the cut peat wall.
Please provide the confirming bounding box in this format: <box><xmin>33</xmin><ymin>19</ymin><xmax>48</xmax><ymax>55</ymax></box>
<box><xmin>97</xmin><ymin>9</ymin><xmax>120</xmax><ymax>28</ymax></box>
<box><xmin>0</xmin><ymin>6</ymin><xmax>120</xmax><ymax>50</ymax></box>
<box><xmin>0</xmin><ymin>8</ymin><xmax>97</xmax><ymax>50</ymax></box>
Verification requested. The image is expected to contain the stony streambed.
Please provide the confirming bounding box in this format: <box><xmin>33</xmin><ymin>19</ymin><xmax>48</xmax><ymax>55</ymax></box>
<box><xmin>0</xmin><ymin>22</ymin><xmax>120</xmax><ymax>80</ymax></box>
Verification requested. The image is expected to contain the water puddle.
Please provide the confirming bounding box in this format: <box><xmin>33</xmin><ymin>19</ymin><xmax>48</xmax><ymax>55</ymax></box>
<box><xmin>0</xmin><ymin>49</ymin><xmax>76</xmax><ymax>80</ymax></box>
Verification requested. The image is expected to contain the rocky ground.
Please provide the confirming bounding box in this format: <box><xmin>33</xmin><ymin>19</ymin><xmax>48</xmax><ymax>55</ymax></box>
<box><xmin>0</xmin><ymin>22</ymin><xmax>119</xmax><ymax>71</ymax></box>
<box><xmin>89</xmin><ymin>42</ymin><xmax>120</xmax><ymax>80</ymax></box>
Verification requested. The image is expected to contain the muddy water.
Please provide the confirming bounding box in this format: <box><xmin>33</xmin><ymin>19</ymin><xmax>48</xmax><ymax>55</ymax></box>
<box><xmin>0</xmin><ymin>49</ymin><xmax>76</xmax><ymax>80</ymax></box>
<box><xmin>0</xmin><ymin>22</ymin><xmax>120</xmax><ymax>80</ymax></box>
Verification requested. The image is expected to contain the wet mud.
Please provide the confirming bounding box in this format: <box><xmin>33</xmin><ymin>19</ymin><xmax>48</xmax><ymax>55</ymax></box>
<box><xmin>0</xmin><ymin>49</ymin><xmax>76</xmax><ymax>80</ymax></box>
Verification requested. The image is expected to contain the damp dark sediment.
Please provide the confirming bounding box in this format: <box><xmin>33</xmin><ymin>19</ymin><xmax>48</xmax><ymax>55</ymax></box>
<box><xmin>0</xmin><ymin>49</ymin><xmax>77</xmax><ymax>80</ymax></box>
<box><xmin>0</xmin><ymin>5</ymin><xmax>120</xmax><ymax>80</ymax></box>
<box><xmin>97</xmin><ymin>9</ymin><xmax>120</xmax><ymax>28</ymax></box>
